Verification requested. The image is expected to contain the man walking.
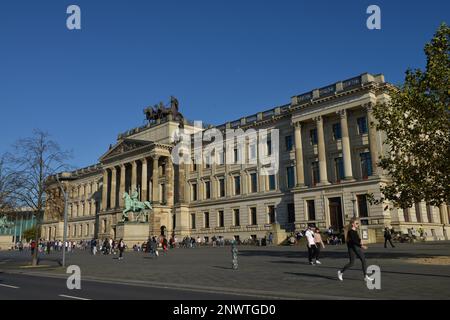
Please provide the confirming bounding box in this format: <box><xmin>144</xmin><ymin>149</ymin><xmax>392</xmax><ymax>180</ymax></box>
<box><xmin>305</xmin><ymin>225</ymin><xmax>318</xmax><ymax>265</ymax></box>
<box><xmin>384</xmin><ymin>227</ymin><xmax>395</xmax><ymax>248</ymax></box>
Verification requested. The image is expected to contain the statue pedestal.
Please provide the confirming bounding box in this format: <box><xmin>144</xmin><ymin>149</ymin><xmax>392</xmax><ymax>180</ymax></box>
<box><xmin>116</xmin><ymin>222</ymin><xmax>150</xmax><ymax>246</ymax></box>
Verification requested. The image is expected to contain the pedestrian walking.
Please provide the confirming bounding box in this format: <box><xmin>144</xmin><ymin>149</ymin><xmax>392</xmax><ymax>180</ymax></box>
<box><xmin>118</xmin><ymin>239</ymin><xmax>125</xmax><ymax>260</ymax></box>
<box><xmin>337</xmin><ymin>218</ymin><xmax>374</xmax><ymax>282</ymax></box>
<box><xmin>384</xmin><ymin>227</ymin><xmax>395</xmax><ymax>248</ymax></box>
<box><xmin>314</xmin><ymin>228</ymin><xmax>325</xmax><ymax>264</ymax></box>
<box><xmin>305</xmin><ymin>225</ymin><xmax>317</xmax><ymax>265</ymax></box>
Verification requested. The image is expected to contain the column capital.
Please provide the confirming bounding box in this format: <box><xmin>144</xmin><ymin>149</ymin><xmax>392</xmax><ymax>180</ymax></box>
<box><xmin>336</xmin><ymin>109</ymin><xmax>347</xmax><ymax>118</ymax></box>
<box><xmin>363</xmin><ymin>102</ymin><xmax>374</xmax><ymax>112</ymax></box>
<box><xmin>293</xmin><ymin>121</ymin><xmax>303</xmax><ymax>128</ymax></box>
<box><xmin>313</xmin><ymin>115</ymin><xmax>323</xmax><ymax>123</ymax></box>
<box><xmin>141</xmin><ymin>157</ymin><xmax>148</xmax><ymax>164</ymax></box>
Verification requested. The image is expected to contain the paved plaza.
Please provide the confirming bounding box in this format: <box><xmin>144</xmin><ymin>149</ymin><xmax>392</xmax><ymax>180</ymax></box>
<box><xmin>1</xmin><ymin>241</ymin><xmax>450</xmax><ymax>300</ymax></box>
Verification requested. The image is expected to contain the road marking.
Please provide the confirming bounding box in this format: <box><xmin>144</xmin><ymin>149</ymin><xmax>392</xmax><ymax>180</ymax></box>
<box><xmin>59</xmin><ymin>294</ymin><xmax>91</xmax><ymax>300</ymax></box>
<box><xmin>0</xmin><ymin>284</ymin><xmax>20</xmax><ymax>289</ymax></box>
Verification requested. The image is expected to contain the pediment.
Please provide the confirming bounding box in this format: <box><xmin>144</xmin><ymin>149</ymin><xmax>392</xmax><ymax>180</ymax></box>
<box><xmin>100</xmin><ymin>139</ymin><xmax>153</xmax><ymax>162</ymax></box>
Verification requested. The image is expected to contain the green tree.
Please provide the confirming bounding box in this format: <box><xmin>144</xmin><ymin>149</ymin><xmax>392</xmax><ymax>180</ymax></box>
<box><xmin>22</xmin><ymin>227</ymin><xmax>37</xmax><ymax>242</ymax></box>
<box><xmin>373</xmin><ymin>23</ymin><xmax>450</xmax><ymax>209</ymax></box>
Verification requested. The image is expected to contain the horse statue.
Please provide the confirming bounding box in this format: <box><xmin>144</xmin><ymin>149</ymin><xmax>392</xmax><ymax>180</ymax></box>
<box><xmin>0</xmin><ymin>215</ymin><xmax>12</xmax><ymax>229</ymax></box>
<box><xmin>122</xmin><ymin>190</ymin><xmax>152</xmax><ymax>223</ymax></box>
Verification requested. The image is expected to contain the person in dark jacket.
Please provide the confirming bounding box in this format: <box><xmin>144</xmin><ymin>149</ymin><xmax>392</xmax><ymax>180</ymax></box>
<box><xmin>384</xmin><ymin>227</ymin><xmax>395</xmax><ymax>248</ymax></box>
<box><xmin>118</xmin><ymin>239</ymin><xmax>125</xmax><ymax>260</ymax></box>
<box><xmin>338</xmin><ymin>218</ymin><xmax>374</xmax><ymax>282</ymax></box>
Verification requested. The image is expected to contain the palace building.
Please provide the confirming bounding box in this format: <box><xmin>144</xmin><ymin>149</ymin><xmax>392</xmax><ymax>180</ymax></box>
<box><xmin>42</xmin><ymin>73</ymin><xmax>450</xmax><ymax>244</ymax></box>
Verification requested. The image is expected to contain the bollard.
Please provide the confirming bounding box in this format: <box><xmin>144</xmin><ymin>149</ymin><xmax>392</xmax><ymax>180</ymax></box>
<box><xmin>231</xmin><ymin>240</ymin><xmax>238</xmax><ymax>270</ymax></box>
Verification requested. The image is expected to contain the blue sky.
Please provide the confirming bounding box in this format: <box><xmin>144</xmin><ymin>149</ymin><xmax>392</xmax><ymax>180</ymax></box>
<box><xmin>0</xmin><ymin>0</ymin><xmax>448</xmax><ymax>168</ymax></box>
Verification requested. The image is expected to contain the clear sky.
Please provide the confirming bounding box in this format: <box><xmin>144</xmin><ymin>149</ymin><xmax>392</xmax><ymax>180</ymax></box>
<box><xmin>0</xmin><ymin>0</ymin><xmax>448</xmax><ymax>168</ymax></box>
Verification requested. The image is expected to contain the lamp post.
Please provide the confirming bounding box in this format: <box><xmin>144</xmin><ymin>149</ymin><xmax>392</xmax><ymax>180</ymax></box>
<box><xmin>55</xmin><ymin>174</ymin><xmax>68</xmax><ymax>267</ymax></box>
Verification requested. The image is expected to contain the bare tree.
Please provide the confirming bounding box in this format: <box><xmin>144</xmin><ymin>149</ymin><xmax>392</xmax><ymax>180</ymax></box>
<box><xmin>6</xmin><ymin>129</ymin><xmax>71</xmax><ymax>266</ymax></box>
<box><xmin>0</xmin><ymin>155</ymin><xmax>18</xmax><ymax>214</ymax></box>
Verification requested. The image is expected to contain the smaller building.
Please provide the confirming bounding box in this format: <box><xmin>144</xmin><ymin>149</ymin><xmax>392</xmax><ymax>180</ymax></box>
<box><xmin>0</xmin><ymin>208</ymin><xmax>37</xmax><ymax>249</ymax></box>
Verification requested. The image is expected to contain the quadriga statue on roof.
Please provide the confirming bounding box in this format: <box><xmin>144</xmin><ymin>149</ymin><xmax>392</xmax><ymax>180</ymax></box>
<box><xmin>143</xmin><ymin>96</ymin><xmax>185</xmax><ymax>128</ymax></box>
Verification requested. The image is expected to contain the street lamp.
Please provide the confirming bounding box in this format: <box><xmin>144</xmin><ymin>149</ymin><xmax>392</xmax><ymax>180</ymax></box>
<box><xmin>55</xmin><ymin>174</ymin><xmax>68</xmax><ymax>268</ymax></box>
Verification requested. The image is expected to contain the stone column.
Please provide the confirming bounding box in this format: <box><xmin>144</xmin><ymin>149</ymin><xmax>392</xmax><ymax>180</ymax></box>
<box><xmin>152</xmin><ymin>156</ymin><xmax>160</xmax><ymax>204</ymax></box>
<box><xmin>366</xmin><ymin>103</ymin><xmax>379</xmax><ymax>176</ymax></box>
<box><xmin>294</xmin><ymin>121</ymin><xmax>305</xmax><ymax>187</ymax></box>
<box><xmin>338</xmin><ymin>109</ymin><xmax>354</xmax><ymax>180</ymax></box>
<box><xmin>110</xmin><ymin>167</ymin><xmax>117</xmax><ymax>209</ymax></box>
<box><xmin>101</xmin><ymin>169</ymin><xmax>108</xmax><ymax>210</ymax></box>
<box><xmin>166</xmin><ymin>157</ymin><xmax>174</xmax><ymax>206</ymax></box>
<box><xmin>119</xmin><ymin>164</ymin><xmax>126</xmax><ymax>207</ymax></box>
<box><xmin>315</xmin><ymin>116</ymin><xmax>329</xmax><ymax>185</ymax></box>
<box><xmin>131</xmin><ymin>161</ymin><xmax>137</xmax><ymax>193</ymax></box>
<box><xmin>141</xmin><ymin>158</ymin><xmax>148</xmax><ymax>201</ymax></box>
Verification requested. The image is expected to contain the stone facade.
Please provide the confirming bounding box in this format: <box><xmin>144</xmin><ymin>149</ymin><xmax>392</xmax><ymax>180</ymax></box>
<box><xmin>42</xmin><ymin>73</ymin><xmax>450</xmax><ymax>244</ymax></box>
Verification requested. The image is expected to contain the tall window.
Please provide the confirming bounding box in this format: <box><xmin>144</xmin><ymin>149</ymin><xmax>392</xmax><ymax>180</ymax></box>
<box><xmin>357</xmin><ymin>116</ymin><xmax>368</xmax><ymax>134</ymax></box>
<box><xmin>217</xmin><ymin>150</ymin><xmax>224</xmax><ymax>165</ymax></box>
<box><xmin>205</xmin><ymin>181</ymin><xmax>211</xmax><ymax>199</ymax></box>
<box><xmin>286</xmin><ymin>166</ymin><xmax>295</xmax><ymax>189</ymax></box>
<box><xmin>205</xmin><ymin>154</ymin><xmax>211</xmax><ymax>169</ymax></box>
<box><xmin>234</xmin><ymin>176</ymin><xmax>241</xmax><ymax>195</ymax></box>
<box><xmin>285</xmin><ymin>135</ymin><xmax>293</xmax><ymax>151</ymax></box>
<box><xmin>332</xmin><ymin>123</ymin><xmax>342</xmax><ymax>140</ymax></box>
<box><xmin>249</xmin><ymin>143</ymin><xmax>257</xmax><ymax>160</ymax></box>
<box><xmin>307</xmin><ymin>200</ymin><xmax>316</xmax><ymax>221</ymax></box>
<box><xmin>268</xmin><ymin>175</ymin><xmax>276</xmax><ymax>190</ymax></box>
<box><xmin>360</xmin><ymin>152</ymin><xmax>372</xmax><ymax>178</ymax></box>
<box><xmin>233</xmin><ymin>209</ymin><xmax>240</xmax><ymax>226</ymax></box>
<box><xmin>191</xmin><ymin>213</ymin><xmax>196</xmax><ymax>229</ymax></box>
<box><xmin>191</xmin><ymin>183</ymin><xmax>198</xmax><ymax>201</ymax></box>
<box><xmin>310</xmin><ymin>129</ymin><xmax>318</xmax><ymax>145</ymax></box>
<box><xmin>287</xmin><ymin>203</ymin><xmax>295</xmax><ymax>223</ymax></box>
<box><xmin>426</xmin><ymin>205</ymin><xmax>433</xmax><ymax>223</ymax></box>
<box><xmin>335</xmin><ymin>157</ymin><xmax>344</xmax><ymax>182</ymax></box>
<box><xmin>218</xmin><ymin>178</ymin><xmax>225</xmax><ymax>197</ymax></box>
<box><xmin>250</xmin><ymin>207</ymin><xmax>257</xmax><ymax>225</ymax></box>
<box><xmin>218</xmin><ymin>210</ymin><xmax>224</xmax><ymax>227</ymax></box>
<box><xmin>172</xmin><ymin>214</ymin><xmax>176</xmax><ymax>230</ymax></box>
<box><xmin>234</xmin><ymin>148</ymin><xmax>239</xmax><ymax>163</ymax></box>
<box><xmin>267</xmin><ymin>132</ymin><xmax>272</xmax><ymax>156</ymax></box>
<box><xmin>403</xmin><ymin>208</ymin><xmax>410</xmax><ymax>222</ymax></box>
<box><xmin>250</xmin><ymin>173</ymin><xmax>258</xmax><ymax>193</ymax></box>
<box><xmin>192</xmin><ymin>159</ymin><xmax>197</xmax><ymax>172</ymax></box>
<box><xmin>161</xmin><ymin>184</ymin><xmax>166</xmax><ymax>203</ymax></box>
<box><xmin>357</xmin><ymin>195</ymin><xmax>368</xmax><ymax>218</ymax></box>
<box><xmin>204</xmin><ymin>212</ymin><xmax>210</xmax><ymax>228</ymax></box>
<box><xmin>268</xmin><ymin>205</ymin><xmax>275</xmax><ymax>224</ymax></box>
<box><xmin>312</xmin><ymin>161</ymin><xmax>320</xmax><ymax>185</ymax></box>
<box><xmin>415</xmin><ymin>203</ymin><xmax>422</xmax><ymax>223</ymax></box>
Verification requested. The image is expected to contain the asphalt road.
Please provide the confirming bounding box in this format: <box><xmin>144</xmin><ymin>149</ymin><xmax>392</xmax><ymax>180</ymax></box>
<box><xmin>0</xmin><ymin>272</ymin><xmax>260</xmax><ymax>300</ymax></box>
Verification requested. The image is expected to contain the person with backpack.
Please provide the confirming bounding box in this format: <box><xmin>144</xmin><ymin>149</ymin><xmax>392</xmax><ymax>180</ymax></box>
<box><xmin>338</xmin><ymin>218</ymin><xmax>374</xmax><ymax>282</ymax></box>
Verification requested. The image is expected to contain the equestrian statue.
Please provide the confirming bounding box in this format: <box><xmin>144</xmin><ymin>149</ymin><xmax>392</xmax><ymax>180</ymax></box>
<box><xmin>122</xmin><ymin>189</ymin><xmax>153</xmax><ymax>223</ymax></box>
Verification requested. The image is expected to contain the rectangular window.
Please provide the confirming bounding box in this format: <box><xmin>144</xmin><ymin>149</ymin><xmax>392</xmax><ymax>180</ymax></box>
<box><xmin>249</xmin><ymin>143</ymin><xmax>257</xmax><ymax>160</ymax></box>
<box><xmin>403</xmin><ymin>208</ymin><xmax>410</xmax><ymax>222</ymax></box>
<box><xmin>287</xmin><ymin>203</ymin><xmax>295</xmax><ymax>223</ymax></box>
<box><xmin>218</xmin><ymin>210</ymin><xmax>224</xmax><ymax>228</ymax></box>
<box><xmin>192</xmin><ymin>183</ymin><xmax>197</xmax><ymax>201</ymax></box>
<box><xmin>268</xmin><ymin>175</ymin><xmax>276</xmax><ymax>190</ymax></box>
<box><xmin>250</xmin><ymin>207</ymin><xmax>257</xmax><ymax>225</ymax></box>
<box><xmin>426</xmin><ymin>205</ymin><xmax>433</xmax><ymax>223</ymax></box>
<box><xmin>250</xmin><ymin>173</ymin><xmax>257</xmax><ymax>193</ymax></box>
<box><xmin>360</xmin><ymin>152</ymin><xmax>372</xmax><ymax>179</ymax></box>
<box><xmin>415</xmin><ymin>203</ymin><xmax>422</xmax><ymax>223</ymax></box>
<box><xmin>205</xmin><ymin>181</ymin><xmax>211</xmax><ymax>199</ymax></box>
<box><xmin>312</xmin><ymin>161</ymin><xmax>320</xmax><ymax>186</ymax></box>
<box><xmin>310</xmin><ymin>129</ymin><xmax>318</xmax><ymax>145</ymax></box>
<box><xmin>234</xmin><ymin>148</ymin><xmax>239</xmax><ymax>163</ymax></box>
<box><xmin>285</xmin><ymin>135</ymin><xmax>293</xmax><ymax>151</ymax></box>
<box><xmin>332</xmin><ymin>123</ymin><xmax>342</xmax><ymax>140</ymax></box>
<box><xmin>219</xmin><ymin>178</ymin><xmax>225</xmax><ymax>197</ymax></box>
<box><xmin>192</xmin><ymin>159</ymin><xmax>197</xmax><ymax>172</ymax></box>
<box><xmin>307</xmin><ymin>200</ymin><xmax>316</xmax><ymax>221</ymax></box>
<box><xmin>204</xmin><ymin>212</ymin><xmax>210</xmax><ymax>228</ymax></box>
<box><xmin>268</xmin><ymin>205</ymin><xmax>276</xmax><ymax>224</ymax></box>
<box><xmin>233</xmin><ymin>209</ymin><xmax>240</xmax><ymax>226</ymax></box>
<box><xmin>234</xmin><ymin>176</ymin><xmax>241</xmax><ymax>195</ymax></box>
<box><xmin>191</xmin><ymin>213</ymin><xmax>196</xmax><ymax>229</ymax></box>
<box><xmin>357</xmin><ymin>195</ymin><xmax>368</xmax><ymax>218</ymax></box>
<box><xmin>357</xmin><ymin>116</ymin><xmax>368</xmax><ymax>134</ymax></box>
<box><xmin>267</xmin><ymin>132</ymin><xmax>272</xmax><ymax>156</ymax></box>
<box><xmin>335</xmin><ymin>157</ymin><xmax>344</xmax><ymax>182</ymax></box>
<box><xmin>205</xmin><ymin>154</ymin><xmax>211</xmax><ymax>169</ymax></box>
<box><xmin>287</xmin><ymin>166</ymin><xmax>295</xmax><ymax>189</ymax></box>
<box><xmin>217</xmin><ymin>150</ymin><xmax>224</xmax><ymax>165</ymax></box>
<box><xmin>161</xmin><ymin>184</ymin><xmax>166</xmax><ymax>204</ymax></box>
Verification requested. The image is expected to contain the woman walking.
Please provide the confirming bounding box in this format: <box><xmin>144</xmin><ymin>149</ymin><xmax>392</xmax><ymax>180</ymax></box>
<box><xmin>314</xmin><ymin>228</ymin><xmax>325</xmax><ymax>264</ymax></box>
<box><xmin>118</xmin><ymin>238</ymin><xmax>125</xmax><ymax>260</ymax></box>
<box><xmin>338</xmin><ymin>218</ymin><xmax>374</xmax><ymax>282</ymax></box>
